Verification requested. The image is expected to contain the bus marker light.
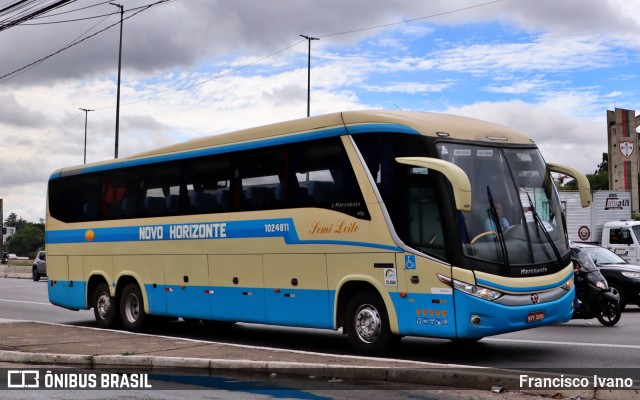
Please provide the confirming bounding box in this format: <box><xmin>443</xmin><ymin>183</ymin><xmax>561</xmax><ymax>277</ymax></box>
<box><xmin>180</xmin><ymin>285</ymin><xmax>186</xmax><ymax>289</ymax></box>
<box><xmin>165</xmin><ymin>288</ymin><xmax>173</xmax><ymax>292</ymax></box>
<box><xmin>400</xmin><ymin>292</ymin><xmax>407</xmax><ymax>298</ymax></box>
<box><xmin>274</xmin><ymin>288</ymin><xmax>280</xmax><ymax>293</ymax></box>
<box><xmin>204</xmin><ymin>290</ymin><xmax>214</xmax><ymax>294</ymax></box>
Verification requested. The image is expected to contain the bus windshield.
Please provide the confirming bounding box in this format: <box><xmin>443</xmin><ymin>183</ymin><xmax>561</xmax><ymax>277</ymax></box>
<box><xmin>436</xmin><ymin>142</ymin><xmax>569</xmax><ymax>267</ymax></box>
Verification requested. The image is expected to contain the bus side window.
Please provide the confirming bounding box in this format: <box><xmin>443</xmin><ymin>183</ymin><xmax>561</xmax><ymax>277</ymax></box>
<box><xmin>292</xmin><ymin>137</ymin><xmax>369</xmax><ymax>219</ymax></box>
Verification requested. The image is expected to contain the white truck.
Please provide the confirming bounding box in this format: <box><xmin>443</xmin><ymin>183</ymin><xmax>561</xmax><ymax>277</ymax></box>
<box><xmin>600</xmin><ymin>220</ymin><xmax>640</xmax><ymax>264</ymax></box>
<box><xmin>559</xmin><ymin>190</ymin><xmax>640</xmax><ymax>263</ymax></box>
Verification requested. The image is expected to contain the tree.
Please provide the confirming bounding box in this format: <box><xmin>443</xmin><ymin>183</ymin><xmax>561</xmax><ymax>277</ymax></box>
<box><xmin>596</xmin><ymin>153</ymin><xmax>608</xmax><ymax>174</ymax></box>
<box><xmin>4</xmin><ymin>224</ymin><xmax>44</xmax><ymax>258</ymax></box>
<box><xmin>560</xmin><ymin>153</ymin><xmax>608</xmax><ymax>191</ymax></box>
<box><xmin>4</xmin><ymin>212</ymin><xmax>27</xmax><ymax>231</ymax></box>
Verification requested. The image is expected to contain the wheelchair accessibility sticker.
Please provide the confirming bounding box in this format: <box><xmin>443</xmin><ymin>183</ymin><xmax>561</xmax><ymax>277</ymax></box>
<box><xmin>405</xmin><ymin>255</ymin><xmax>416</xmax><ymax>270</ymax></box>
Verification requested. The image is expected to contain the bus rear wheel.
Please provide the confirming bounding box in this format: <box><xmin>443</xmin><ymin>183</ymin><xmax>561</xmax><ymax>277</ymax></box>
<box><xmin>120</xmin><ymin>283</ymin><xmax>146</xmax><ymax>332</ymax></box>
<box><xmin>93</xmin><ymin>283</ymin><xmax>119</xmax><ymax>329</ymax></box>
<box><xmin>345</xmin><ymin>291</ymin><xmax>396</xmax><ymax>356</ymax></box>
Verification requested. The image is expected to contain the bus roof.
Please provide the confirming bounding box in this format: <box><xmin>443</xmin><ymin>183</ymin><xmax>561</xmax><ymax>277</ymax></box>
<box><xmin>51</xmin><ymin>110</ymin><xmax>533</xmax><ymax>178</ymax></box>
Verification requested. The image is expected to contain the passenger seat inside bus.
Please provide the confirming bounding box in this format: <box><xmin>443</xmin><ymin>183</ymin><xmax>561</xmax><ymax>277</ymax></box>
<box><xmin>166</xmin><ymin>195</ymin><xmax>180</xmax><ymax>214</ymax></box>
<box><xmin>244</xmin><ymin>186</ymin><xmax>275</xmax><ymax>209</ymax></box>
<box><xmin>216</xmin><ymin>189</ymin><xmax>230</xmax><ymax>212</ymax></box>
<box><xmin>307</xmin><ymin>181</ymin><xmax>337</xmax><ymax>204</ymax></box>
<box><xmin>144</xmin><ymin>196</ymin><xmax>167</xmax><ymax>216</ymax></box>
<box><xmin>121</xmin><ymin>198</ymin><xmax>136</xmax><ymax>218</ymax></box>
<box><xmin>190</xmin><ymin>192</ymin><xmax>215</xmax><ymax>213</ymax></box>
<box><xmin>83</xmin><ymin>202</ymin><xmax>99</xmax><ymax>220</ymax></box>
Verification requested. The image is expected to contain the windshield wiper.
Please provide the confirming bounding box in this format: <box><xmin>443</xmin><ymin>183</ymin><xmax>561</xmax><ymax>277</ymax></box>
<box><xmin>487</xmin><ymin>186</ymin><xmax>510</xmax><ymax>274</ymax></box>
<box><xmin>526</xmin><ymin>192</ymin><xmax>564</xmax><ymax>269</ymax></box>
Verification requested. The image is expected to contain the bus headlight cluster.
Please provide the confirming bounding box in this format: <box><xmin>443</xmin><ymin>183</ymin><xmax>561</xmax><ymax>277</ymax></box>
<box><xmin>561</xmin><ymin>275</ymin><xmax>574</xmax><ymax>292</ymax></box>
<box><xmin>454</xmin><ymin>281</ymin><xmax>503</xmax><ymax>301</ymax></box>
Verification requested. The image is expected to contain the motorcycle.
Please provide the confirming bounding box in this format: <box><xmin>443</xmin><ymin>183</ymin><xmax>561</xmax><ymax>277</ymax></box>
<box><xmin>572</xmin><ymin>251</ymin><xmax>621</xmax><ymax>326</ymax></box>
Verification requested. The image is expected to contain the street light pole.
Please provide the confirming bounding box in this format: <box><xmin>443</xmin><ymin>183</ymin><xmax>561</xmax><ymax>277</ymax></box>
<box><xmin>110</xmin><ymin>2</ymin><xmax>123</xmax><ymax>159</ymax></box>
<box><xmin>79</xmin><ymin>108</ymin><xmax>94</xmax><ymax>164</ymax></box>
<box><xmin>300</xmin><ymin>35</ymin><xmax>319</xmax><ymax>117</ymax></box>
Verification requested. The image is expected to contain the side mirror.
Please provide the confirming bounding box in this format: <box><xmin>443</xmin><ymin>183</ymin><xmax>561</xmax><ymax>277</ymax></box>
<box><xmin>395</xmin><ymin>157</ymin><xmax>471</xmax><ymax>211</ymax></box>
<box><xmin>547</xmin><ymin>163</ymin><xmax>591</xmax><ymax>208</ymax></box>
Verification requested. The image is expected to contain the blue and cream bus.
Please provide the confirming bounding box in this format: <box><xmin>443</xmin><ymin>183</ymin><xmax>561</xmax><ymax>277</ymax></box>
<box><xmin>46</xmin><ymin>110</ymin><xmax>589</xmax><ymax>355</ymax></box>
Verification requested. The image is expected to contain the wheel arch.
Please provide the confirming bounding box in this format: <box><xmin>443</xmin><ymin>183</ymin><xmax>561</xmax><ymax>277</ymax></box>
<box><xmin>334</xmin><ymin>275</ymin><xmax>399</xmax><ymax>335</ymax></box>
<box><xmin>114</xmin><ymin>274</ymin><xmax>146</xmax><ymax>312</ymax></box>
<box><xmin>86</xmin><ymin>274</ymin><xmax>110</xmax><ymax>309</ymax></box>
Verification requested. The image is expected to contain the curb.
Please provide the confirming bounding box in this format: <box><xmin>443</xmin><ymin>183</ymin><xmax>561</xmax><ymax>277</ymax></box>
<box><xmin>0</xmin><ymin>350</ymin><xmax>607</xmax><ymax>398</ymax></box>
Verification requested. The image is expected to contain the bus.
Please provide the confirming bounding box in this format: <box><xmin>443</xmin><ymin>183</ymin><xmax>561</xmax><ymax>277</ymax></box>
<box><xmin>46</xmin><ymin>110</ymin><xmax>590</xmax><ymax>355</ymax></box>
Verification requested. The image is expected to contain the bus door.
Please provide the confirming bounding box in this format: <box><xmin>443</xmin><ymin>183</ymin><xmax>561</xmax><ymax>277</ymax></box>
<box><xmin>394</xmin><ymin>175</ymin><xmax>456</xmax><ymax>338</ymax></box>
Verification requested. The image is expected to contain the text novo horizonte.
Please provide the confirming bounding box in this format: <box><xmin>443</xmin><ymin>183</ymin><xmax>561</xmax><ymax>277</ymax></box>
<box><xmin>139</xmin><ymin>223</ymin><xmax>227</xmax><ymax>241</ymax></box>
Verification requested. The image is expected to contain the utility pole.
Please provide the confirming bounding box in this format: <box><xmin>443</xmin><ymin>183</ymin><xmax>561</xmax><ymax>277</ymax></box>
<box><xmin>300</xmin><ymin>35</ymin><xmax>319</xmax><ymax>117</ymax></box>
<box><xmin>110</xmin><ymin>2</ymin><xmax>123</xmax><ymax>158</ymax></box>
<box><xmin>79</xmin><ymin>108</ymin><xmax>94</xmax><ymax>164</ymax></box>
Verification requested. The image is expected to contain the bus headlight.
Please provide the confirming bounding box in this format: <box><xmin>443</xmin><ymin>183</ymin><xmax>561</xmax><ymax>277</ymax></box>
<box><xmin>561</xmin><ymin>275</ymin><xmax>574</xmax><ymax>291</ymax></box>
<box><xmin>437</xmin><ymin>275</ymin><xmax>503</xmax><ymax>301</ymax></box>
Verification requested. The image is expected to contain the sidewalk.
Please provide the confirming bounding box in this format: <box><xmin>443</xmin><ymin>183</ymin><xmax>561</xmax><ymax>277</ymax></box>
<box><xmin>0</xmin><ymin>321</ymin><xmax>526</xmax><ymax>392</ymax></box>
<box><xmin>0</xmin><ymin>265</ymin><xmax>31</xmax><ymax>279</ymax></box>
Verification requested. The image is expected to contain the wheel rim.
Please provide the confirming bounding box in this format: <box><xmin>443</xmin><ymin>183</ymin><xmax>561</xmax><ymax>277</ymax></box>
<box><xmin>124</xmin><ymin>293</ymin><xmax>140</xmax><ymax>323</ymax></box>
<box><xmin>602</xmin><ymin>303</ymin><xmax>617</xmax><ymax>321</ymax></box>
<box><xmin>96</xmin><ymin>292</ymin><xmax>112</xmax><ymax>320</ymax></box>
<box><xmin>354</xmin><ymin>304</ymin><xmax>382</xmax><ymax>343</ymax></box>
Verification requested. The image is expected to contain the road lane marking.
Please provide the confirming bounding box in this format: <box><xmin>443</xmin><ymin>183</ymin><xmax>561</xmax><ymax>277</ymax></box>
<box><xmin>485</xmin><ymin>337</ymin><xmax>640</xmax><ymax>350</ymax></box>
<box><xmin>0</xmin><ymin>298</ymin><xmax>52</xmax><ymax>306</ymax></box>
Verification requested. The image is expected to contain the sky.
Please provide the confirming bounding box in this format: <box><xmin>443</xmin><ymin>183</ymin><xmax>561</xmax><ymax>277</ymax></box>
<box><xmin>1</xmin><ymin>0</ymin><xmax>639</xmax><ymax>223</ymax></box>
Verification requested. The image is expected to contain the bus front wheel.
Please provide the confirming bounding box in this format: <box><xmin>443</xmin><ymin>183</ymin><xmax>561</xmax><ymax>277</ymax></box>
<box><xmin>93</xmin><ymin>283</ymin><xmax>119</xmax><ymax>329</ymax></box>
<box><xmin>345</xmin><ymin>291</ymin><xmax>395</xmax><ymax>356</ymax></box>
<box><xmin>120</xmin><ymin>283</ymin><xmax>146</xmax><ymax>332</ymax></box>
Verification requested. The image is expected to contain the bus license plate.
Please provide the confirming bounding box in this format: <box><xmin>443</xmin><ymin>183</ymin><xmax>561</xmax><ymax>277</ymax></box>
<box><xmin>527</xmin><ymin>311</ymin><xmax>544</xmax><ymax>323</ymax></box>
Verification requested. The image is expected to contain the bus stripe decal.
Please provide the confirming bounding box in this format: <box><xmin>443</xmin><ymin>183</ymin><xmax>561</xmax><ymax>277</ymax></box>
<box><xmin>45</xmin><ymin>218</ymin><xmax>403</xmax><ymax>251</ymax></box>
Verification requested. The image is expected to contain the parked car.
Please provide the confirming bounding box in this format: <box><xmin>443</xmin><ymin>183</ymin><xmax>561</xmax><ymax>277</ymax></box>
<box><xmin>32</xmin><ymin>251</ymin><xmax>47</xmax><ymax>281</ymax></box>
<box><xmin>571</xmin><ymin>242</ymin><xmax>640</xmax><ymax>309</ymax></box>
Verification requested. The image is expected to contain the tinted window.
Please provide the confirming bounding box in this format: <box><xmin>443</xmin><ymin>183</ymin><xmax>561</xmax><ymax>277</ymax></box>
<box><xmin>48</xmin><ymin>137</ymin><xmax>369</xmax><ymax>222</ymax></box>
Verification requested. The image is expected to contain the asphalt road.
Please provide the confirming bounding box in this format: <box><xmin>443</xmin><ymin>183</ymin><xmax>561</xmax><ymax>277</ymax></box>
<box><xmin>2</xmin><ymin>277</ymin><xmax>639</xmax><ymax>378</ymax></box>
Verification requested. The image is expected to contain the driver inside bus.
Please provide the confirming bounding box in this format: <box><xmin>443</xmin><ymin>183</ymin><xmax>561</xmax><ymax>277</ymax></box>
<box><xmin>484</xmin><ymin>203</ymin><xmax>510</xmax><ymax>232</ymax></box>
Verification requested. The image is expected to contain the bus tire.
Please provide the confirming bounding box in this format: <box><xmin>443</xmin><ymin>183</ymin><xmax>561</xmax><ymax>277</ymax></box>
<box><xmin>93</xmin><ymin>282</ymin><xmax>119</xmax><ymax>329</ymax></box>
<box><xmin>345</xmin><ymin>291</ymin><xmax>395</xmax><ymax>356</ymax></box>
<box><xmin>120</xmin><ymin>283</ymin><xmax>146</xmax><ymax>332</ymax></box>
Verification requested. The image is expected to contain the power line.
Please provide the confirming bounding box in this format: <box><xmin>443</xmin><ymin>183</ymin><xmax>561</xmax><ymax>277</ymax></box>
<box><xmin>0</xmin><ymin>0</ymin><xmax>77</xmax><ymax>32</ymax></box>
<box><xmin>0</xmin><ymin>0</ymin><xmax>170</xmax><ymax>84</ymax></box>
<box><xmin>28</xmin><ymin>0</ymin><xmax>112</xmax><ymax>20</ymax></box>
<box><xmin>0</xmin><ymin>11</ymin><xmax>112</xmax><ymax>83</ymax></box>
<box><xmin>318</xmin><ymin>0</ymin><xmax>505</xmax><ymax>38</ymax></box>
<box><xmin>0</xmin><ymin>112</ymin><xmax>81</xmax><ymax>148</ymax></box>
<box><xmin>20</xmin><ymin>1</ymin><xmax>171</xmax><ymax>26</ymax></box>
